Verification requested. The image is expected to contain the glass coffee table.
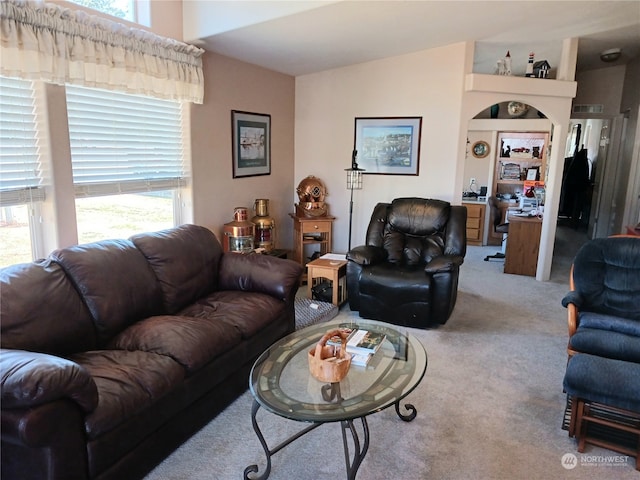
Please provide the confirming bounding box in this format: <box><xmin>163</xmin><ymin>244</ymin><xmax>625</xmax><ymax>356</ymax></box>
<box><xmin>244</xmin><ymin>318</ymin><xmax>427</xmax><ymax>480</ymax></box>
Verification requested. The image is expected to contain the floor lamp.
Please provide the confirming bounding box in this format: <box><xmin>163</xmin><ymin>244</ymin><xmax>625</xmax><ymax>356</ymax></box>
<box><xmin>345</xmin><ymin>150</ymin><xmax>365</xmax><ymax>251</ymax></box>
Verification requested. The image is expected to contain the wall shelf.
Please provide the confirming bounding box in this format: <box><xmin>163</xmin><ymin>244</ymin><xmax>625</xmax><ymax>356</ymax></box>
<box><xmin>465</xmin><ymin>73</ymin><xmax>577</xmax><ymax>98</ymax></box>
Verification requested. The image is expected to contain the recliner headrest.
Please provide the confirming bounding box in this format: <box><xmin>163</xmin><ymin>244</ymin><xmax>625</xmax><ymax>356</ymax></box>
<box><xmin>388</xmin><ymin>198</ymin><xmax>450</xmax><ymax>236</ymax></box>
<box><xmin>573</xmin><ymin>236</ymin><xmax>640</xmax><ymax>321</ymax></box>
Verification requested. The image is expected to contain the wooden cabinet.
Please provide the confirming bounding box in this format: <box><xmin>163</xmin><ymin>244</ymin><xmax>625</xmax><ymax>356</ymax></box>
<box><xmin>289</xmin><ymin>214</ymin><xmax>334</xmax><ymax>281</ymax></box>
<box><xmin>463</xmin><ymin>202</ymin><xmax>485</xmax><ymax>245</ymax></box>
<box><xmin>494</xmin><ymin>131</ymin><xmax>549</xmax><ymax>198</ymax></box>
<box><xmin>504</xmin><ymin>215</ymin><xmax>542</xmax><ymax>276</ymax></box>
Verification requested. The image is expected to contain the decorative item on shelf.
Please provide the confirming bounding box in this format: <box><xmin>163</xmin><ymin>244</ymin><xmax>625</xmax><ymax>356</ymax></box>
<box><xmin>223</xmin><ymin>207</ymin><xmax>255</xmax><ymax>253</ymax></box>
<box><xmin>471</xmin><ymin>141</ymin><xmax>490</xmax><ymax>159</ymax></box>
<box><xmin>490</xmin><ymin>103</ymin><xmax>500</xmax><ymax>118</ymax></box>
<box><xmin>533</xmin><ymin>60</ymin><xmax>551</xmax><ymax>78</ymax></box>
<box><xmin>507</xmin><ymin>101</ymin><xmax>529</xmax><ymax>118</ymax></box>
<box><xmin>345</xmin><ymin>150</ymin><xmax>365</xmax><ymax>250</ymax></box>
<box><xmin>525</xmin><ymin>52</ymin><xmax>535</xmax><ymax>77</ymax></box>
<box><xmin>295</xmin><ymin>175</ymin><xmax>328</xmax><ymax>217</ymax></box>
<box><xmin>308</xmin><ymin>329</ymin><xmax>352</xmax><ymax>383</ymax></box>
<box><xmin>496</xmin><ymin>50</ymin><xmax>512</xmax><ymax>75</ymax></box>
<box><xmin>251</xmin><ymin>198</ymin><xmax>275</xmax><ymax>251</ymax></box>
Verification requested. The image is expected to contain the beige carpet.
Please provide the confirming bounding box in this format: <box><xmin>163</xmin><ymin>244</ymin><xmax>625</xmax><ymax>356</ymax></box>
<box><xmin>145</xmin><ymin>226</ymin><xmax>639</xmax><ymax>479</ymax></box>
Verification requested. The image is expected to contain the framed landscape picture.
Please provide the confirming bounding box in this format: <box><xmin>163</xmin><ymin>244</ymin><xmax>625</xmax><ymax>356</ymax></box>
<box><xmin>231</xmin><ymin>110</ymin><xmax>271</xmax><ymax>178</ymax></box>
<box><xmin>353</xmin><ymin>117</ymin><xmax>422</xmax><ymax>175</ymax></box>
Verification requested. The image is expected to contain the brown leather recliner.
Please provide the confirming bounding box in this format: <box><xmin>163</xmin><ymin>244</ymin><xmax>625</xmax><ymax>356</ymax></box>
<box><xmin>346</xmin><ymin>198</ymin><xmax>467</xmax><ymax>328</ymax></box>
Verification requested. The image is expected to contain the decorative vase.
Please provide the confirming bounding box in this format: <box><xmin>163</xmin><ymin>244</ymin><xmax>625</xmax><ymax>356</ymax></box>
<box><xmin>490</xmin><ymin>104</ymin><xmax>500</xmax><ymax>119</ymax></box>
<box><xmin>507</xmin><ymin>101</ymin><xmax>529</xmax><ymax>118</ymax></box>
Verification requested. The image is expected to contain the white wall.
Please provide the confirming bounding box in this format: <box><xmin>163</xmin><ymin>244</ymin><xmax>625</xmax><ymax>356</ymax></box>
<box><xmin>295</xmin><ymin>43</ymin><xmax>467</xmax><ymax>254</ymax></box>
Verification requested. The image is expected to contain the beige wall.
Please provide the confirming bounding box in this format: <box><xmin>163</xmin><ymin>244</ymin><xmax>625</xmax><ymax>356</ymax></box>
<box><xmin>295</xmin><ymin>43</ymin><xmax>467</xmax><ymax>254</ymax></box>
<box><xmin>191</xmin><ymin>52</ymin><xmax>296</xmax><ymax>247</ymax></box>
<box><xmin>574</xmin><ymin>65</ymin><xmax>626</xmax><ymax>115</ymax></box>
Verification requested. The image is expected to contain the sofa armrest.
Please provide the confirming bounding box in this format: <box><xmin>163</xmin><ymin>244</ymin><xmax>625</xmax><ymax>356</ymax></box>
<box><xmin>1</xmin><ymin>349</ymin><xmax>98</xmax><ymax>413</ymax></box>
<box><xmin>425</xmin><ymin>255</ymin><xmax>464</xmax><ymax>274</ymax></box>
<box><xmin>218</xmin><ymin>253</ymin><xmax>303</xmax><ymax>301</ymax></box>
<box><xmin>347</xmin><ymin>245</ymin><xmax>387</xmax><ymax>266</ymax></box>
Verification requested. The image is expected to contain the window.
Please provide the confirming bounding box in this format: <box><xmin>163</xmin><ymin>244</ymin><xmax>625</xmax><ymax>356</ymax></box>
<box><xmin>66</xmin><ymin>85</ymin><xmax>186</xmax><ymax>243</ymax></box>
<box><xmin>0</xmin><ymin>76</ymin><xmax>44</xmax><ymax>267</ymax></box>
<box><xmin>67</xmin><ymin>0</ymin><xmax>136</xmax><ymax>22</ymax></box>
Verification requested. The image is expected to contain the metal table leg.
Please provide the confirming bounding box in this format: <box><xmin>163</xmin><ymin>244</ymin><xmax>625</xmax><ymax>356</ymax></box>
<box><xmin>341</xmin><ymin>416</ymin><xmax>370</xmax><ymax>480</ymax></box>
<box><xmin>395</xmin><ymin>400</ymin><xmax>417</xmax><ymax>422</ymax></box>
<box><xmin>244</xmin><ymin>400</ymin><xmax>322</xmax><ymax>480</ymax></box>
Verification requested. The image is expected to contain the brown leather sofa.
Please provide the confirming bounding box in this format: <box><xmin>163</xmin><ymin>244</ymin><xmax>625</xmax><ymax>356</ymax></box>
<box><xmin>0</xmin><ymin>224</ymin><xmax>303</xmax><ymax>480</ymax></box>
<box><xmin>347</xmin><ymin>198</ymin><xmax>466</xmax><ymax>328</ymax></box>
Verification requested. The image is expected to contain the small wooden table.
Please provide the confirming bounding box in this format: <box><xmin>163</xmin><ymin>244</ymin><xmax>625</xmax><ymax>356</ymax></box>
<box><xmin>306</xmin><ymin>257</ymin><xmax>347</xmax><ymax>306</ymax></box>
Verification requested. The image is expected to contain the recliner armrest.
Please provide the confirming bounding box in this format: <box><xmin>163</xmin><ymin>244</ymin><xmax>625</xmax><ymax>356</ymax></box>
<box><xmin>562</xmin><ymin>291</ymin><xmax>584</xmax><ymax>309</ymax></box>
<box><xmin>347</xmin><ymin>245</ymin><xmax>387</xmax><ymax>265</ymax></box>
<box><xmin>0</xmin><ymin>349</ymin><xmax>98</xmax><ymax>413</ymax></box>
<box><xmin>424</xmin><ymin>255</ymin><xmax>464</xmax><ymax>274</ymax></box>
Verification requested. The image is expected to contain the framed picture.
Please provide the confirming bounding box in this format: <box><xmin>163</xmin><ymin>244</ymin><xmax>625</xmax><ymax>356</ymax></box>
<box><xmin>526</xmin><ymin>167</ymin><xmax>539</xmax><ymax>181</ymax></box>
<box><xmin>231</xmin><ymin>110</ymin><xmax>271</xmax><ymax>178</ymax></box>
<box><xmin>354</xmin><ymin>117</ymin><xmax>422</xmax><ymax>175</ymax></box>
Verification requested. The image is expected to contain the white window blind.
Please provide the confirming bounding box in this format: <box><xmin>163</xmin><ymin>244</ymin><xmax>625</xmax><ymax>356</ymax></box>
<box><xmin>0</xmin><ymin>76</ymin><xmax>44</xmax><ymax>207</ymax></box>
<box><xmin>66</xmin><ymin>85</ymin><xmax>186</xmax><ymax>197</ymax></box>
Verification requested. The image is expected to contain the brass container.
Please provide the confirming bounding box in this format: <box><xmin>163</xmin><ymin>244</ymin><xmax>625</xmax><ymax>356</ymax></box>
<box><xmin>223</xmin><ymin>207</ymin><xmax>255</xmax><ymax>253</ymax></box>
<box><xmin>251</xmin><ymin>199</ymin><xmax>275</xmax><ymax>251</ymax></box>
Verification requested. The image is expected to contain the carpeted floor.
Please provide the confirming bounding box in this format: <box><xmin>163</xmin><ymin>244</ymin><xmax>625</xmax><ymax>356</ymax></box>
<box><xmin>145</xmin><ymin>225</ymin><xmax>639</xmax><ymax>479</ymax></box>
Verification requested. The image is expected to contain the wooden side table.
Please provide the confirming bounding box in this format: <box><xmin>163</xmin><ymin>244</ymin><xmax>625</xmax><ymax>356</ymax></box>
<box><xmin>289</xmin><ymin>214</ymin><xmax>334</xmax><ymax>282</ymax></box>
<box><xmin>306</xmin><ymin>257</ymin><xmax>347</xmax><ymax>306</ymax></box>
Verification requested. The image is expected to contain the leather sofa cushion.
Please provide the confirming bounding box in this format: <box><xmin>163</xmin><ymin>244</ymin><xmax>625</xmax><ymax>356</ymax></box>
<box><xmin>50</xmin><ymin>240</ymin><xmax>163</xmax><ymax>346</ymax></box>
<box><xmin>68</xmin><ymin>350</ymin><xmax>184</xmax><ymax>439</ymax></box>
<box><xmin>359</xmin><ymin>263</ymin><xmax>431</xmax><ymax>304</ymax></box>
<box><xmin>0</xmin><ymin>349</ymin><xmax>98</xmax><ymax>413</ymax></box>
<box><xmin>0</xmin><ymin>260</ymin><xmax>98</xmax><ymax>354</ymax></box>
<box><xmin>130</xmin><ymin>224</ymin><xmax>222</xmax><ymax>314</ymax></box>
<box><xmin>180</xmin><ymin>290</ymin><xmax>287</xmax><ymax>339</ymax></box>
<box><xmin>110</xmin><ymin>314</ymin><xmax>242</xmax><ymax>374</ymax></box>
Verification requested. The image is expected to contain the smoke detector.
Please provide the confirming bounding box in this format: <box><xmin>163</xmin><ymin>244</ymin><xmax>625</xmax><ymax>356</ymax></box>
<box><xmin>600</xmin><ymin>48</ymin><xmax>622</xmax><ymax>63</ymax></box>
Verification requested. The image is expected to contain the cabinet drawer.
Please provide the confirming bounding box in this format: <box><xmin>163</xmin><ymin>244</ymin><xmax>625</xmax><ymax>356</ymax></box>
<box><xmin>302</xmin><ymin>221</ymin><xmax>332</xmax><ymax>233</ymax></box>
<box><xmin>466</xmin><ymin>204</ymin><xmax>483</xmax><ymax>218</ymax></box>
<box><xmin>467</xmin><ymin>217</ymin><xmax>482</xmax><ymax>229</ymax></box>
<box><xmin>466</xmin><ymin>228</ymin><xmax>481</xmax><ymax>242</ymax></box>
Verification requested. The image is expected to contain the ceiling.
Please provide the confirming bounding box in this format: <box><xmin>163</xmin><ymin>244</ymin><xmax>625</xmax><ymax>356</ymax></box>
<box><xmin>183</xmin><ymin>1</ymin><xmax>640</xmax><ymax>77</ymax></box>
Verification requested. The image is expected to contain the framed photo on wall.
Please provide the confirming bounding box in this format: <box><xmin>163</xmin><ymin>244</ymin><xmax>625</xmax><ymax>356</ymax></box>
<box><xmin>354</xmin><ymin>117</ymin><xmax>422</xmax><ymax>175</ymax></box>
<box><xmin>231</xmin><ymin>110</ymin><xmax>271</xmax><ymax>178</ymax></box>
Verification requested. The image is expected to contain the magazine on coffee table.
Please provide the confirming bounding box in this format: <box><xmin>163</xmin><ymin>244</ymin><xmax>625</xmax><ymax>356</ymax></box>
<box><xmin>346</xmin><ymin>329</ymin><xmax>386</xmax><ymax>355</ymax></box>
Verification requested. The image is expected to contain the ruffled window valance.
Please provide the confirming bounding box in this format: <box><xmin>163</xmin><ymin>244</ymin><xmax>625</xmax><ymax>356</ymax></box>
<box><xmin>0</xmin><ymin>0</ymin><xmax>204</xmax><ymax>103</ymax></box>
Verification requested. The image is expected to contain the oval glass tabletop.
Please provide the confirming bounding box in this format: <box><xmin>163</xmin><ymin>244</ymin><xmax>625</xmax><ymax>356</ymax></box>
<box><xmin>249</xmin><ymin>318</ymin><xmax>427</xmax><ymax>423</ymax></box>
